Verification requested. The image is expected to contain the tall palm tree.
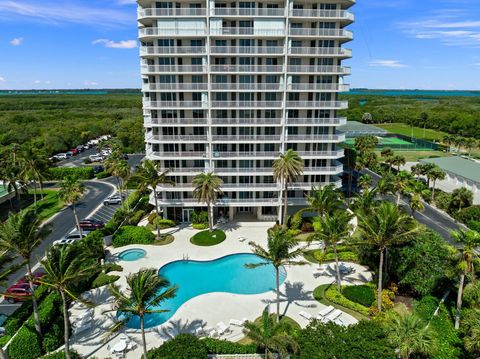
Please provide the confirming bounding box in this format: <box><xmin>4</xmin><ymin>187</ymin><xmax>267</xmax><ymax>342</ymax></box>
<box><xmin>388</xmin><ymin>314</ymin><xmax>436</xmax><ymax>359</ymax></box>
<box><xmin>272</xmin><ymin>149</ymin><xmax>304</xmax><ymax>227</ymax></box>
<box><xmin>357</xmin><ymin>202</ymin><xmax>418</xmax><ymax>311</ymax></box>
<box><xmin>352</xmin><ymin>188</ymin><xmax>379</xmax><ymax>215</ymax></box>
<box><xmin>38</xmin><ymin>245</ymin><xmax>98</xmax><ymax>359</ymax></box>
<box><xmin>390</xmin><ymin>154</ymin><xmax>406</xmax><ymax>172</ymax></box>
<box><xmin>451</xmin><ymin>229</ymin><xmax>480</xmax><ymax>329</ymax></box>
<box><xmin>380</xmin><ymin>147</ymin><xmax>394</xmax><ymax>172</ymax></box>
<box><xmin>0</xmin><ymin>210</ymin><xmax>50</xmax><ymax>337</ymax></box>
<box><xmin>58</xmin><ymin>175</ymin><xmax>86</xmax><ymax>237</ymax></box>
<box><xmin>464</xmin><ymin>138</ymin><xmax>477</xmax><ymax>158</ymax></box>
<box><xmin>354</xmin><ymin>135</ymin><xmax>379</xmax><ymax>153</ymax></box>
<box><xmin>192</xmin><ymin>172</ymin><xmax>223</xmax><ymax>231</ymax></box>
<box><xmin>305</xmin><ymin>184</ymin><xmax>342</xmax><ymax>218</ymax></box>
<box><xmin>314</xmin><ymin>211</ymin><xmax>353</xmax><ymax>292</ymax></box>
<box><xmin>0</xmin><ymin>160</ymin><xmax>26</xmax><ymax>209</ymax></box>
<box><xmin>449</xmin><ymin>187</ymin><xmax>474</xmax><ymax>213</ymax></box>
<box><xmin>107</xmin><ymin>269</ymin><xmax>177</xmax><ymax>359</ymax></box>
<box><xmin>427</xmin><ymin>166</ymin><xmax>446</xmax><ymax>203</ymax></box>
<box><xmin>392</xmin><ymin>171</ymin><xmax>411</xmax><ymax>205</ymax></box>
<box><xmin>376</xmin><ymin>174</ymin><xmax>394</xmax><ymax>197</ymax></box>
<box><xmin>243</xmin><ymin>308</ymin><xmax>299</xmax><ymax>359</ymax></box>
<box><xmin>408</xmin><ymin>193</ymin><xmax>424</xmax><ymax>216</ymax></box>
<box><xmin>443</xmin><ymin>135</ymin><xmax>453</xmax><ymax>153</ymax></box>
<box><xmin>105</xmin><ymin>156</ymin><xmax>131</xmax><ymax>205</ymax></box>
<box><xmin>357</xmin><ymin>174</ymin><xmax>372</xmax><ymax>192</ymax></box>
<box><xmin>246</xmin><ymin>228</ymin><xmax>306</xmax><ymax>318</ymax></box>
<box><xmin>132</xmin><ymin>160</ymin><xmax>175</xmax><ymax>238</ymax></box>
<box><xmin>19</xmin><ymin>145</ymin><xmax>49</xmax><ymax>205</ymax></box>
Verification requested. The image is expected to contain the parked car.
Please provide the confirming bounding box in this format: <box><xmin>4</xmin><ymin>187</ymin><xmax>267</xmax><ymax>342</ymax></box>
<box><xmin>16</xmin><ymin>272</ymin><xmax>45</xmax><ymax>286</ymax></box>
<box><xmin>123</xmin><ymin>154</ymin><xmax>129</xmax><ymax>160</ymax></box>
<box><xmin>52</xmin><ymin>238</ymin><xmax>76</xmax><ymax>247</ymax></box>
<box><xmin>76</xmin><ymin>145</ymin><xmax>85</xmax><ymax>152</ymax></box>
<box><xmin>4</xmin><ymin>283</ymin><xmax>33</xmax><ymax>303</ymax></box>
<box><xmin>89</xmin><ymin>154</ymin><xmax>103</xmax><ymax>162</ymax></box>
<box><xmin>64</xmin><ymin>231</ymin><xmax>87</xmax><ymax>240</ymax></box>
<box><xmin>103</xmin><ymin>195</ymin><xmax>122</xmax><ymax>206</ymax></box>
<box><xmin>53</xmin><ymin>153</ymin><xmax>68</xmax><ymax>160</ymax></box>
<box><xmin>65</xmin><ymin>151</ymin><xmax>74</xmax><ymax>157</ymax></box>
<box><xmin>69</xmin><ymin>149</ymin><xmax>79</xmax><ymax>156</ymax></box>
<box><xmin>92</xmin><ymin>165</ymin><xmax>104</xmax><ymax>174</ymax></box>
<box><xmin>79</xmin><ymin>219</ymin><xmax>105</xmax><ymax>230</ymax></box>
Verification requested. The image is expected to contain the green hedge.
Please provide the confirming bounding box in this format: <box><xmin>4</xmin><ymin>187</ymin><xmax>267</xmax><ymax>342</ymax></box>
<box><xmin>92</xmin><ymin>273</ymin><xmax>120</xmax><ymax>288</ymax></box>
<box><xmin>40</xmin><ymin>351</ymin><xmax>80</xmax><ymax>359</ymax></box>
<box><xmin>201</xmin><ymin>338</ymin><xmax>257</xmax><ymax>354</ymax></box>
<box><xmin>324</xmin><ymin>285</ymin><xmax>371</xmax><ymax>316</ymax></box>
<box><xmin>192</xmin><ymin>223</ymin><xmax>208</xmax><ymax>230</ymax></box>
<box><xmin>95</xmin><ymin>171</ymin><xmax>110</xmax><ymax>179</ymax></box>
<box><xmin>313</xmin><ymin>247</ymin><xmax>359</xmax><ymax>263</ymax></box>
<box><xmin>147</xmin><ymin>334</ymin><xmax>207</xmax><ymax>359</ymax></box>
<box><xmin>112</xmin><ymin>225</ymin><xmax>156</xmax><ymax>247</ymax></box>
<box><xmin>129</xmin><ymin>209</ymin><xmax>146</xmax><ymax>226</ymax></box>
<box><xmin>342</xmin><ymin>284</ymin><xmax>375</xmax><ymax>307</ymax></box>
<box><xmin>42</xmin><ymin>319</ymin><xmax>64</xmax><ymax>353</ymax></box>
<box><xmin>7</xmin><ymin>326</ymin><xmax>43</xmax><ymax>359</ymax></box>
<box><xmin>48</xmin><ymin>167</ymin><xmax>94</xmax><ymax>180</ymax></box>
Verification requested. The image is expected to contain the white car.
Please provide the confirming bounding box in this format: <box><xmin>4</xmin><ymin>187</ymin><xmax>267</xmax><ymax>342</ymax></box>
<box><xmin>53</xmin><ymin>153</ymin><xmax>68</xmax><ymax>160</ymax></box>
<box><xmin>89</xmin><ymin>154</ymin><xmax>103</xmax><ymax>162</ymax></box>
<box><xmin>52</xmin><ymin>238</ymin><xmax>76</xmax><ymax>247</ymax></box>
<box><xmin>53</xmin><ymin>231</ymin><xmax>86</xmax><ymax>247</ymax></box>
<box><xmin>104</xmin><ymin>195</ymin><xmax>122</xmax><ymax>205</ymax></box>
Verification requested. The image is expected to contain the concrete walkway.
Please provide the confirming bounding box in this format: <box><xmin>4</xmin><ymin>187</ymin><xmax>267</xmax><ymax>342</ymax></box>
<box><xmin>71</xmin><ymin>221</ymin><xmax>373</xmax><ymax>358</ymax></box>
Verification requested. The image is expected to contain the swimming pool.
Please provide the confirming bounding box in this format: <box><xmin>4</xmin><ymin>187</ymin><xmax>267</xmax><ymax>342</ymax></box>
<box><xmin>118</xmin><ymin>248</ymin><xmax>146</xmax><ymax>262</ymax></box>
<box><xmin>123</xmin><ymin>253</ymin><xmax>287</xmax><ymax>328</ymax></box>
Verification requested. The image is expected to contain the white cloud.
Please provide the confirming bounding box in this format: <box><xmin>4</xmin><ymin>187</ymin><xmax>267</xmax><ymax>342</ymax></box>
<box><xmin>0</xmin><ymin>76</ymin><xmax>5</xmax><ymax>82</ymax></box>
<box><xmin>92</xmin><ymin>39</ymin><xmax>137</xmax><ymax>49</ymax></box>
<box><xmin>10</xmin><ymin>37</ymin><xmax>24</xmax><ymax>46</ymax></box>
<box><xmin>84</xmin><ymin>80</ymin><xmax>99</xmax><ymax>86</ymax></box>
<box><xmin>369</xmin><ymin>60</ymin><xmax>407</xmax><ymax>68</ymax></box>
<box><xmin>33</xmin><ymin>80</ymin><xmax>41</xmax><ymax>84</ymax></box>
<box><xmin>116</xmin><ymin>0</ymin><xmax>137</xmax><ymax>4</ymax></box>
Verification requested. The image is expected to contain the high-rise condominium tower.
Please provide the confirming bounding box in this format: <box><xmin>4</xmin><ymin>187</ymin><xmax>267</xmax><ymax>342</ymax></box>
<box><xmin>139</xmin><ymin>0</ymin><xmax>353</xmax><ymax>222</ymax></box>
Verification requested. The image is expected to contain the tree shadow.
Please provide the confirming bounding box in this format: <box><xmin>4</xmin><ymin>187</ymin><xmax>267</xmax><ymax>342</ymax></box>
<box><xmin>153</xmin><ymin>318</ymin><xmax>207</xmax><ymax>340</ymax></box>
<box><xmin>217</xmin><ymin>221</ymin><xmax>241</xmax><ymax>232</ymax></box>
<box><xmin>262</xmin><ymin>281</ymin><xmax>316</xmax><ymax>316</ymax></box>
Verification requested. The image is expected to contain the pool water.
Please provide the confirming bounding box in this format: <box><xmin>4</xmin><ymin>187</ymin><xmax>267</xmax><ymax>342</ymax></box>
<box><xmin>118</xmin><ymin>249</ymin><xmax>146</xmax><ymax>262</ymax></box>
<box><xmin>123</xmin><ymin>253</ymin><xmax>287</xmax><ymax>328</ymax></box>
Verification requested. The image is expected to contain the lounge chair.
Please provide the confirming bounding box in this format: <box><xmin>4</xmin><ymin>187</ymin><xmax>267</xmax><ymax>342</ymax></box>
<box><xmin>207</xmin><ymin>328</ymin><xmax>218</xmax><ymax>338</ymax></box>
<box><xmin>237</xmin><ymin>236</ymin><xmax>246</xmax><ymax>242</ymax></box>
<box><xmin>73</xmin><ymin>321</ymin><xmax>92</xmax><ymax>335</ymax></box>
<box><xmin>325</xmin><ymin>309</ymin><xmax>342</xmax><ymax>322</ymax></box>
<box><xmin>317</xmin><ymin>306</ymin><xmax>335</xmax><ymax>319</ymax></box>
<box><xmin>229</xmin><ymin>318</ymin><xmax>247</xmax><ymax>327</ymax></box>
<box><xmin>333</xmin><ymin>317</ymin><xmax>344</xmax><ymax>326</ymax></box>
<box><xmin>217</xmin><ymin>322</ymin><xmax>230</xmax><ymax>335</ymax></box>
<box><xmin>299</xmin><ymin>311</ymin><xmax>313</xmax><ymax>320</ymax></box>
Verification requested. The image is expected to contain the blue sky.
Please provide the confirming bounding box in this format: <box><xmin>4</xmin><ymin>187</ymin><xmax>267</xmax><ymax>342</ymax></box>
<box><xmin>0</xmin><ymin>0</ymin><xmax>479</xmax><ymax>90</ymax></box>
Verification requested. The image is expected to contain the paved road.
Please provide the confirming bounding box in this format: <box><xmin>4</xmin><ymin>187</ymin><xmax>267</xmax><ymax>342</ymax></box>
<box><xmin>0</xmin><ymin>180</ymin><xmax>118</xmax><ymax>314</ymax></box>
<box><xmin>365</xmin><ymin>169</ymin><xmax>462</xmax><ymax>244</ymax></box>
<box><xmin>58</xmin><ymin>149</ymin><xmax>144</xmax><ymax>170</ymax></box>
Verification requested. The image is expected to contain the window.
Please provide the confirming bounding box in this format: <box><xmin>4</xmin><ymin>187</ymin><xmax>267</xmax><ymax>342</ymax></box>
<box><xmin>215</xmin><ymin>40</ymin><xmax>227</xmax><ymax>46</ymax></box>
<box><xmin>265</xmin><ymin>93</ymin><xmax>277</xmax><ymax>101</ymax></box>
<box><xmin>289</xmin><ymin>58</ymin><xmax>301</xmax><ymax>65</ymax></box>
<box><xmin>266</xmin><ymin>40</ymin><xmax>278</xmax><ymax>46</ymax></box>
<box><xmin>158</xmin><ymin>39</ymin><xmax>174</xmax><ymax>46</ymax></box>
<box><xmin>291</xmin><ymin>40</ymin><xmax>302</xmax><ymax>48</ymax></box>
<box><xmin>190</xmin><ymin>39</ymin><xmax>203</xmax><ymax>46</ymax></box>
<box><xmin>191</xmin><ymin>57</ymin><xmax>203</xmax><ymax>65</ymax></box>
<box><xmin>191</xmin><ymin>75</ymin><xmax>203</xmax><ymax>83</ymax></box>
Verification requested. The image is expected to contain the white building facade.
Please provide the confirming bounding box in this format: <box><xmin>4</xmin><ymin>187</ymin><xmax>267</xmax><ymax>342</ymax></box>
<box><xmin>138</xmin><ymin>0</ymin><xmax>354</xmax><ymax>222</ymax></box>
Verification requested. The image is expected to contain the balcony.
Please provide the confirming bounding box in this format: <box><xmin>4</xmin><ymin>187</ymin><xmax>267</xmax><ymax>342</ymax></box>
<box><xmin>146</xmin><ymin>151</ymin><xmax>207</xmax><ymax>159</ymax></box>
<box><xmin>138</xmin><ymin>8</ymin><xmax>206</xmax><ymax>18</ymax></box>
<box><xmin>289</xmin><ymin>47</ymin><xmax>352</xmax><ymax>57</ymax></box>
<box><xmin>288</xmin><ymin>28</ymin><xmax>353</xmax><ymax>39</ymax></box>
<box><xmin>154</xmin><ymin>197</ymin><xmax>282</xmax><ymax>206</ymax></box>
<box><xmin>212</xmin><ymin>134</ymin><xmax>282</xmax><ymax>142</ymax></box>
<box><xmin>290</xmin><ymin>179</ymin><xmax>342</xmax><ymax>189</ymax></box>
<box><xmin>139</xmin><ymin>27</ymin><xmax>207</xmax><ymax>38</ymax></box>
<box><xmin>212</xmin><ymin>151</ymin><xmax>278</xmax><ymax>159</ymax></box>
<box><xmin>210</xmin><ymin>28</ymin><xmax>285</xmax><ymax>37</ymax></box>
<box><xmin>297</xmin><ymin>149</ymin><xmax>345</xmax><ymax>158</ymax></box>
<box><xmin>211</xmin><ymin>8</ymin><xmax>285</xmax><ymax>17</ymax></box>
<box><xmin>287</xmin><ymin>65</ymin><xmax>351</xmax><ymax>75</ymax></box>
<box><xmin>285</xmin><ymin>134</ymin><xmax>346</xmax><ymax>142</ymax></box>
<box><xmin>211</xmin><ymin>83</ymin><xmax>283</xmax><ymax>91</ymax></box>
<box><xmin>285</xmin><ymin>101</ymin><xmax>348</xmax><ymax>109</ymax></box>
<box><xmin>165</xmin><ymin>168</ymin><xmax>207</xmax><ymax>175</ymax></box>
<box><xmin>211</xmin><ymin>118</ymin><xmax>282</xmax><ymax>126</ymax></box>
<box><xmin>286</xmin><ymin>117</ymin><xmax>347</xmax><ymax>126</ymax></box>
<box><xmin>143</xmin><ymin>101</ymin><xmax>207</xmax><ymax>109</ymax></box>
<box><xmin>287</xmin><ymin>83</ymin><xmax>350</xmax><ymax>92</ymax></box>
<box><xmin>147</xmin><ymin>134</ymin><xmax>208</xmax><ymax>142</ymax></box>
<box><xmin>303</xmin><ymin>164</ymin><xmax>344</xmax><ymax>174</ymax></box>
<box><xmin>140</xmin><ymin>46</ymin><xmax>206</xmax><ymax>56</ymax></box>
<box><xmin>157</xmin><ymin>183</ymin><xmax>279</xmax><ymax>191</ymax></box>
<box><xmin>210</xmin><ymin>65</ymin><xmax>283</xmax><ymax>73</ymax></box>
<box><xmin>215</xmin><ymin>167</ymin><xmax>273</xmax><ymax>174</ymax></box>
<box><xmin>145</xmin><ymin>118</ymin><xmax>208</xmax><ymax>126</ymax></box>
<box><xmin>143</xmin><ymin>83</ymin><xmax>208</xmax><ymax>92</ymax></box>
<box><xmin>289</xmin><ymin>9</ymin><xmax>354</xmax><ymax>22</ymax></box>
<box><xmin>141</xmin><ymin>65</ymin><xmax>207</xmax><ymax>74</ymax></box>
<box><xmin>211</xmin><ymin>101</ymin><xmax>283</xmax><ymax>109</ymax></box>
<box><xmin>210</xmin><ymin>46</ymin><xmax>284</xmax><ymax>55</ymax></box>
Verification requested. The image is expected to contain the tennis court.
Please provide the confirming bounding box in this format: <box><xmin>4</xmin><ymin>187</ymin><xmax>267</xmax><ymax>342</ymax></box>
<box><xmin>344</xmin><ymin>136</ymin><xmax>437</xmax><ymax>151</ymax></box>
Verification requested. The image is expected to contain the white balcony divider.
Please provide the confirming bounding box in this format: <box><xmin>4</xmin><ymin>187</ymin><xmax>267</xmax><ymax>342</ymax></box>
<box><xmin>288</xmin><ymin>47</ymin><xmax>352</xmax><ymax>57</ymax></box>
<box><xmin>139</xmin><ymin>27</ymin><xmax>207</xmax><ymax>37</ymax></box>
<box><xmin>289</xmin><ymin>9</ymin><xmax>354</xmax><ymax>20</ymax></box>
<box><xmin>288</xmin><ymin>28</ymin><xmax>353</xmax><ymax>38</ymax></box>
<box><xmin>138</xmin><ymin>8</ymin><xmax>207</xmax><ymax>17</ymax></box>
<box><xmin>211</xmin><ymin>101</ymin><xmax>283</xmax><ymax>108</ymax></box>
<box><xmin>287</xmin><ymin>65</ymin><xmax>351</xmax><ymax>74</ymax></box>
<box><xmin>142</xmin><ymin>65</ymin><xmax>207</xmax><ymax>73</ymax></box>
<box><xmin>210</xmin><ymin>65</ymin><xmax>284</xmax><ymax>73</ymax></box>
<box><xmin>140</xmin><ymin>46</ymin><xmax>206</xmax><ymax>55</ymax></box>
<box><xmin>211</xmin><ymin>83</ymin><xmax>283</xmax><ymax>91</ymax></box>
<box><xmin>210</xmin><ymin>28</ymin><xmax>285</xmax><ymax>36</ymax></box>
<box><xmin>211</xmin><ymin>8</ymin><xmax>285</xmax><ymax>16</ymax></box>
<box><xmin>210</xmin><ymin>46</ymin><xmax>284</xmax><ymax>55</ymax></box>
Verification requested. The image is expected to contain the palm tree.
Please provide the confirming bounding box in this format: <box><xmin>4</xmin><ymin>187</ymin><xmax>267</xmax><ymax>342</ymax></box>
<box><xmin>357</xmin><ymin>202</ymin><xmax>418</xmax><ymax>311</ymax></box>
<box><xmin>408</xmin><ymin>193</ymin><xmax>424</xmax><ymax>216</ymax></box>
<box><xmin>314</xmin><ymin>211</ymin><xmax>353</xmax><ymax>292</ymax></box>
<box><xmin>443</xmin><ymin>135</ymin><xmax>453</xmax><ymax>152</ymax></box>
<box><xmin>376</xmin><ymin>173</ymin><xmax>394</xmax><ymax>197</ymax></box>
<box><xmin>464</xmin><ymin>138</ymin><xmax>477</xmax><ymax>158</ymax></box>
<box><xmin>305</xmin><ymin>184</ymin><xmax>342</xmax><ymax>218</ymax></box>
<box><xmin>38</xmin><ymin>245</ymin><xmax>98</xmax><ymax>359</ymax></box>
<box><xmin>381</xmin><ymin>147</ymin><xmax>394</xmax><ymax>172</ymax></box>
<box><xmin>273</xmin><ymin>149</ymin><xmax>304</xmax><ymax>227</ymax></box>
<box><xmin>192</xmin><ymin>172</ymin><xmax>223</xmax><ymax>231</ymax></box>
<box><xmin>451</xmin><ymin>229</ymin><xmax>480</xmax><ymax>329</ymax></box>
<box><xmin>19</xmin><ymin>145</ymin><xmax>49</xmax><ymax>205</ymax></box>
<box><xmin>107</xmin><ymin>269</ymin><xmax>177</xmax><ymax>358</ymax></box>
<box><xmin>463</xmin><ymin>309</ymin><xmax>480</xmax><ymax>355</ymax></box>
<box><xmin>388</xmin><ymin>314</ymin><xmax>436</xmax><ymax>359</ymax></box>
<box><xmin>0</xmin><ymin>210</ymin><xmax>50</xmax><ymax>337</ymax></box>
<box><xmin>0</xmin><ymin>160</ymin><xmax>26</xmax><ymax>209</ymax></box>
<box><xmin>58</xmin><ymin>175</ymin><xmax>86</xmax><ymax>237</ymax></box>
<box><xmin>392</xmin><ymin>171</ymin><xmax>411</xmax><ymax>205</ymax></box>
<box><xmin>390</xmin><ymin>155</ymin><xmax>406</xmax><ymax>172</ymax></box>
<box><xmin>352</xmin><ymin>188</ymin><xmax>379</xmax><ymax>215</ymax></box>
<box><xmin>427</xmin><ymin>166</ymin><xmax>446</xmax><ymax>203</ymax></box>
<box><xmin>449</xmin><ymin>187</ymin><xmax>474</xmax><ymax>213</ymax></box>
<box><xmin>354</xmin><ymin>135</ymin><xmax>379</xmax><ymax>153</ymax></box>
<box><xmin>357</xmin><ymin>174</ymin><xmax>372</xmax><ymax>191</ymax></box>
<box><xmin>0</xmin><ymin>249</ymin><xmax>18</xmax><ymax>359</ymax></box>
<box><xmin>132</xmin><ymin>160</ymin><xmax>175</xmax><ymax>238</ymax></box>
<box><xmin>105</xmin><ymin>157</ymin><xmax>131</xmax><ymax>205</ymax></box>
<box><xmin>246</xmin><ymin>228</ymin><xmax>306</xmax><ymax>318</ymax></box>
<box><xmin>243</xmin><ymin>308</ymin><xmax>299</xmax><ymax>359</ymax></box>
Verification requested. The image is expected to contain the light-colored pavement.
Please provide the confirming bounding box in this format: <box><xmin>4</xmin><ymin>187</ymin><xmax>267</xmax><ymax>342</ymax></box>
<box><xmin>71</xmin><ymin>221</ymin><xmax>373</xmax><ymax>358</ymax></box>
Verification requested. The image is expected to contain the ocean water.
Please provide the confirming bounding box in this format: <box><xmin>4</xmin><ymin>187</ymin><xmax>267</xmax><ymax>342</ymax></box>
<box><xmin>123</xmin><ymin>253</ymin><xmax>287</xmax><ymax>328</ymax></box>
<box><xmin>345</xmin><ymin>89</ymin><xmax>480</xmax><ymax>97</ymax></box>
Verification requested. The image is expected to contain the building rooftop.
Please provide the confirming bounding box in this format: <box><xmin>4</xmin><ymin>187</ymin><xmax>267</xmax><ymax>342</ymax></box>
<box><xmin>421</xmin><ymin>156</ymin><xmax>480</xmax><ymax>184</ymax></box>
<box><xmin>338</xmin><ymin>121</ymin><xmax>388</xmax><ymax>138</ymax></box>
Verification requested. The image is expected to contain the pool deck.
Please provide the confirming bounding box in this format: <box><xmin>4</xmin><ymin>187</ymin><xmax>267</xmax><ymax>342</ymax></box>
<box><xmin>71</xmin><ymin>221</ymin><xmax>373</xmax><ymax>358</ymax></box>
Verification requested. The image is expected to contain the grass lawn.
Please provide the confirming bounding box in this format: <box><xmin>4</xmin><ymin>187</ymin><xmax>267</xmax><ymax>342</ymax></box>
<box><xmin>190</xmin><ymin>229</ymin><xmax>226</xmax><ymax>246</ymax></box>
<box><xmin>375</xmin><ymin>123</ymin><xmax>447</xmax><ymax>142</ymax></box>
<box><xmin>375</xmin><ymin>150</ymin><xmax>451</xmax><ymax>162</ymax></box>
<box><xmin>27</xmin><ymin>190</ymin><xmax>64</xmax><ymax>222</ymax></box>
<box><xmin>313</xmin><ymin>284</ymin><xmax>369</xmax><ymax>321</ymax></box>
<box><xmin>154</xmin><ymin>234</ymin><xmax>175</xmax><ymax>246</ymax></box>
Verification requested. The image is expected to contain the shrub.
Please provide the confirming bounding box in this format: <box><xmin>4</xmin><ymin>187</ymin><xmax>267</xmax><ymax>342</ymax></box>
<box><xmin>148</xmin><ymin>212</ymin><xmax>158</xmax><ymax>224</ymax></box>
<box><xmin>96</xmin><ymin>171</ymin><xmax>110</xmax><ymax>179</ymax></box>
<box><xmin>313</xmin><ymin>249</ymin><xmax>359</xmax><ymax>263</ymax></box>
<box><xmin>191</xmin><ymin>211</ymin><xmax>208</xmax><ymax>224</ymax></box>
<box><xmin>287</xmin><ymin>229</ymin><xmax>302</xmax><ymax>237</ymax></box>
<box><xmin>147</xmin><ymin>334</ymin><xmax>207</xmax><ymax>359</ymax></box>
<box><xmin>48</xmin><ymin>167</ymin><xmax>94</xmax><ymax>180</ymax></box>
<box><xmin>289</xmin><ymin>212</ymin><xmax>302</xmax><ymax>230</ymax></box>
<box><xmin>201</xmin><ymin>338</ymin><xmax>257</xmax><ymax>354</ymax></box>
<box><xmin>92</xmin><ymin>273</ymin><xmax>120</xmax><ymax>288</ymax></box>
<box><xmin>7</xmin><ymin>326</ymin><xmax>43</xmax><ymax>359</ymax></box>
<box><xmin>42</xmin><ymin>319</ymin><xmax>63</xmax><ymax>353</ymax></box>
<box><xmin>40</xmin><ymin>351</ymin><xmax>80</xmax><ymax>359</ymax></box>
<box><xmin>154</xmin><ymin>218</ymin><xmax>175</xmax><ymax>229</ymax></box>
<box><xmin>456</xmin><ymin>205</ymin><xmax>480</xmax><ymax>224</ymax></box>
<box><xmin>466</xmin><ymin>220</ymin><xmax>480</xmax><ymax>232</ymax></box>
<box><xmin>324</xmin><ymin>285</ymin><xmax>370</xmax><ymax>316</ymax></box>
<box><xmin>104</xmin><ymin>263</ymin><xmax>123</xmax><ymax>273</ymax></box>
<box><xmin>301</xmin><ymin>221</ymin><xmax>314</xmax><ymax>232</ymax></box>
<box><xmin>129</xmin><ymin>209</ymin><xmax>146</xmax><ymax>226</ymax></box>
<box><xmin>192</xmin><ymin>223</ymin><xmax>208</xmax><ymax>230</ymax></box>
<box><xmin>112</xmin><ymin>225</ymin><xmax>156</xmax><ymax>247</ymax></box>
<box><xmin>342</xmin><ymin>284</ymin><xmax>375</xmax><ymax>307</ymax></box>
